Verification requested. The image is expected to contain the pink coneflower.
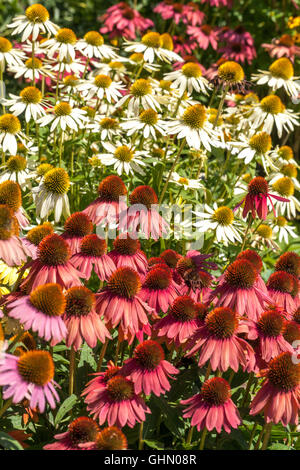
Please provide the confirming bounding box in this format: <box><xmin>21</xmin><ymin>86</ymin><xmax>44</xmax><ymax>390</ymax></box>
<box><xmin>208</xmin><ymin>259</ymin><xmax>271</xmax><ymax>321</ymax></box>
<box><xmin>181</xmin><ymin>377</ymin><xmax>240</xmax><ymax>433</ymax></box>
<box><xmin>121</xmin><ymin>340</ymin><xmax>179</xmax><ymax>396</ymax></box>
<box><xmin>204</xmin><ymin>57</ymin><xmax>227</xmax><ymax>80</ymax></box>
<box><xmin>21</xmin><ymin>234</ymin><xmax>83</xmax><ymax>292</ymax></box>
<box><xmin>185</xmin><ymin>307</ymin><xmax>254</xmax><ymax>372</ymax></box>
<box><xmin>61</xmin><ymin>212</ymin><xmax>94</xmax><ymax>255</ymax></box>
<box><xmin>0</xmin><ymin>180</ymin><xmax>29</xmax><ymax>228</ymax></box>
<box><xmin>176</xmin><ymin>250</ymin><xmax>217</xmax><ymax>301</ymax></box>
<box><xmin>63</xmin><ymin>286</ymin><xmax>111</xmax><ymax>351</ymax></box>
<box><xmin>218</xmin><ymin>41</ymin><xmax>256</xmax><ymax>64</ymax></box>
<box><xmin>267</xmin><ymin>271</ymin><xmax>297</xmax><ymax>316</ymax></box>
<box><xmin>108</xmin><ymin>233</ymin><xmax>148</xmax><ymax>276</ymax></box>
<box><xmin>173</xmin><ymin>36</ymin><xmax>198</xmax><ymax>55</ymax></box>
<box><xmin>0</xmin><ymin>350</ymin><xmax>59</xmax><ymax>412</ymax></box>
<box><xmin>236</xmin><ymin>249</ymin><xmax>268</xmax><ymax>293</ymax></box>
<box><xmin>187</xmin><ymin>25</ymin><xmax>219</xmax><ymax>50</ymax></box>
<box><xmin>246</xmin><ymin>308</ymin><xmax>294</xmax><ymax>362</ymax></box>
<box><xmin>184</xmin><ymin>2</ymin><xmax>206</xmax><ymax>26</ymax></box>
<box><xmin>154</xmin><ymin>2</ymin><xmax>205</xmax><ymax>25</ymax></box>
<box><xmin>70</xmin><ymin>234</ymin><xmax>115</xmax><ymax>281</ymax></box>
<box><xmin>99</xmin><ymin>2</ymin><xmax>153</xmax><ymax>40</ymax></box>
<box><xmin>5</xmin><ymin>283</ymin><xmax>67</xmax><ymax>344</ymax></box>
<box><xmin>139</xmin><ymin>265</ymin><xmax>179</xmax><ymax>314</ymax></box>
<box><xmin>250</xmin><ymin>352</ymin><xmax>300</xmax><ymax>426</ymax></box>
<box><xmin>95</xmin><ymin>267</ymin><xmax>154</xmax><ymax>339</ymax></box>
<box><xmin>120</xmin><ymin>185</ymin><xmax>169</xmax><ymax>240</ymax></box>
<box><xmin>21</xmin><ymin>222</ymin><xmax>54</xmax><ymax>260</ymax></box>
<box><xmin>154</xmin><ymin>296</ymin><xmax>203</xmax><ymax>347</ymax></box>
<box><xmin>83</xmin><ymin>373</ymin><xmax>150</xmax><ymax>428</ymax></box>
<box><xmin>159</xmin><ymin>249</ymin><xmax>182</xmax><ymax>285</ymax></box>
<box><xmin>262</xmin><ymin>35</ymin><xmax>300</xmax><ymax>62</ymax></box>
<box><xmin>275</xmin><ymin>251</ymin><xmax>300</xmax><ymax>278</ymax></box>
<box><xmin>44</xmin><ymin>417</ymin><xmax>100</xmax><ymax>450</ymax></box>
<box><xmin>82</xmin><ymin>175</ymin><xmax>127</xmax><ymax>227</ymax></box>
<box><xmin>0</xmin><ymin>204</ymin><xmax>30</xmax><ymax>266</ymax></box>
<box><xmin>235</xmin><ymin>176</ymin><xmax>289</xmax><ymax>220</ymax></box>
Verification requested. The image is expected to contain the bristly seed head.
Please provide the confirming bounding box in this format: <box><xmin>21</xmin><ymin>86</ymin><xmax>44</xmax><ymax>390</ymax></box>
<box><xmin>134</xmin><ymin>340</ymin><xmax>164</xmax><ymax>369</ymax></box>
<box><xmin>64</xmin><ymin>212</ymin><xmax>93</xmax><ymax>238</ymax></box>
<box><xmin>107</xmin><ymin>267</ymin><xmax>141</xmax><ymax>299</ymax></box>
<box><xmin>267</xmin><ymin>352</ymin><xmax>300</xmax><ymax>391</ymax></box>
<box><xmin>65</xmin><ymin>286</ymin><xmax>95</xmax><ymax>317</ymax></box>
<box><xmin>80</xmin><ymin>234</ymin><xmax>107</xmax><ymax>257</ymax></box>
<box><xmin>25</xmin><ymin>3</ymin><xmax>49</xmax><ymax>23</ymax></box>
<box><xmin>44</xmin><ymin>168</ymin><xmax>70</xmax><ymax>194</ymax></box>
<box><xmin>201</xmin><ymin>377</ymin><xmax>231</xmax><ymax>405</ymax></box>
<box><xmin>26</xmin><ymin>222</ymin><xmax>53</xmax><ymax>246</ymax></box>
<box><xmin>275</xmin><ymin>252</ymin><xmax>300</xmax><ymax>277</ymax></box>
<box><xmin>205</xmin><ymin>307</ymin><xmax>238</xmax><ymax>339</ymax></box>
<box><xmin>30</xmin><ymin>283</ymin><xmax>66</xmax><ymax>317</ymax></box>
<box><xmin>97</xmin><ymin>175</ymin><xmax>127</xmax><ymax>202</ymax></box>
<box><xmin>225</xmin><ymin>259</ymin><xmax>257</xmax><ymax>289</ymax></box>
<box><xmin>182</xmin><ymin>104</ymin><xmax>206</xmax><ymax>129</ymax></box>
<box><xmin>218</xmin><ymin>61</ymin><xmax>245</xmax><ymax>83</ymax></box>
<box><xmin>269</xmin><ymin>58</ymin><xmax>294</xmax><ymax>80</ymax></box>
<box><xmin>17</xmin><ymin>350</ymin><xmax>54</xmax><ymax>386</ymax></box>
<box><xmin>38</xmin><ymin>233</ymin><xmax>70</xmax><ymax>266</ymax></box>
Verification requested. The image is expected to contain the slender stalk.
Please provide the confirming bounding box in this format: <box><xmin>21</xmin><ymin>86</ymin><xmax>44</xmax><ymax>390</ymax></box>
<box><xmin>97</xmin><ymin>338</ymin><xmax>109</xmax><ymax>372</ymax></box>
<box><xmin>159</xmin><ymin>138</ymin><xmax>186</xmax><ymax>204</ymax></box>
<box><xmin>240</xmin><ymin>217</ymin><xmax>253</xmax><ymax>252</ymax></box>
<box><xmin>248</xmin><ymin>423</ymin><xmax>258</xmax><ymax>450</ymax></box>
<box><xmin>199</xmin><ymin>427</ymin><xmax>207</xmax><ymax>450</ymax></box>
<box><xmin>213</xmin><ymin>84</ymin><xmax>229</xmax><ymax>129</ymax></box>
<box><xmin>240</xmin><ymin>372</ymin><xmax>254</xmax><ymax>410</ymax></box>
<box><xmin>204</xmin><ymin>363</ymin><xmax>211</xmax><ymax>381</ymax></box>
<box><xmin>186</xmin><ymin>426</ymin><xmax>194</xmax><ymax>445</ymax></box>
<box><xmin>254</xmin><ymin>426</ymin><xmax>265</xmax><ymax>450</ymax></box>
<box><xmin>261</xmin><ymin>422</ymin><xmax>272</xmax><ymax>450</ymax></box>
<box><xmin>68</xmin><ymin>347</ymin><xmax>76</xmax><ymax>396</ymax></box>
<box><xmin>138</xmin><ymin>421</ymin><xmax>144</xmax><ymax>450</ymax></box>
<box><xmin>31</xmin><ymin>41</ymin><xmax>35</xmax><ymax>86</ymax></box>
<box><xmin>0</xmin><ymin>398</ymin><xmax>13</xmax><ymax>419</ymax></box>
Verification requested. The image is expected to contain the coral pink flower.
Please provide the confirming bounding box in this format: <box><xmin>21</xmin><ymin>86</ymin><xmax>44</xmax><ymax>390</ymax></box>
<box><xmin>108</xmin><ymin>233</ymin><xmax>148</xmax><ymax>276</ymax></box>
<box><xmin>246</xmin><ymin>307</ymin><xmax>294</xmax><ymax>362</ymax></box>
<box><xmin>181</xmin><ymin>377</ymin><xmax>241</xmax><ymax>433</ymax></box>
<box><xmin>173</xmin><ymin>37</ymin><xmax>198</xmax><ymax>55</ymax></box>
<box><xmin>83</xmin><ymin>373</ymin><xmax>150</xmax><ymax>428</ymax></box>
<box><xmin>99</xmin><ymin>2</ymin><xmax>153</xmax><ymax>40</ymax></box>
<box><xmin>187</xmin><ymin>25</ymin><xmax>219</xmax><ymax>50</ymax></box>
<box><xmin>250</xmin><ymin>352</ymin><xmax>300</xmax><ymax>426</ymax></box>
<box><xmin>262</xmin><ymin>35</ymin><xmax>300</xmax><ymax>62</ymax></box>
<box><xmin>21</xmin><ymin>234</ymin><xmax>83</xmax><ymax>292</ymax></box>
<box><xmin>5</xmin><ymin>283</ymin><xmax>67</xmax><ymax>344</ymax></box>
<box><xmin>235</xmin><ymin>176</ymin><xmax>289</xmax><ymax>220</ymax></box>
<box><xmin>275</xmin><ymin>251</ymin><xmax>300</xmax><ymax>278</ymax></box>
<box><xmin>81</xmin><ymin>426</ymin><xmax>128</xmax><ymax>450</ymax></box>
<box><xmin>218</xmin><ymin>41</ymin><xmax>256</xmax><ymax>64</ymax></box>
<box><xmin>82</xmin><ymin>175</ymin><xmax>127</xmax><ymax>227</ymax></box>
<box><xmin>140</xmin><ymin>265</ymin><xmax>179</xmax><ymax>313</ymax></box>
<box><xmin>61</xmin><ymin>212</ymin><xmax>94</xmax><ymax>255</ymax></box>
<box><xmin>21</xmin><ymin>222</ymin><xmax>54</xmax><ymax>260</ymax></box>
<box><xmin>154</xmin><ymin>2</ymin><xmax>205</xmax><ymax>25</ymax></box>
<box><xmin>236</xmin><ymin>249</ymin><xmax>268</xmax><ymax>293</ymax></box>
<box><xmin>121</xmin><ymin>340</ymin><xmax>179</xmax><ymax>396</ymax></box>
<box><xmin>44</xmin><ymin>417</ymin><xmax>100</xmax><ymax>450</ymax></box>
<box><xmin>201</xmin><ymin>0</ymin><xmax>232</xmax><ymax>6</ymax></box>
<box><xmin>209</xmin><ymin>259</ymin><xmax>272</xmax><ymax>321</ymax></box>
<box><xmin>63</xmin><ymin>286</ymin><xmax>111</xmax><ymax>351</ymax></box>
<box><xmin>0</xmin><ymin>350</ymin><xmax>59</xmax><ymax>413</ymax></box>
<box><xmin>154</xmin><ymin>296</ymin><xmax>203</xmax><ymax>347</ymax></box>
<box><xmin>267</xmin><ymin>271</ymin><xmax>297</xmax><ymax>316</ymax></box>
<box><xmin>184</xmin><ymin>2</ymin><xmax>206</xmax><ymax>25</ymax></box>
<box><xmin>70</xmin><ymin>234</ymin><xmax>115</xmax><ymax>281</ymax></box>
<box><xmin>0</xmin><ymin>204</ymin><xmax>30</xmax><ymax>266</ymax></box>
<box><xmin>120</xmin><ymin>185</ymin><xmax>169</xmax><ymax>240</ymax></box>
<box><xmin>96</xmin><ymin>267</ymin><xmax>154</xmax><ymax>339</ymax></box>
<box><xmin>160</xmin><ymin>249</ymin><xmax>182</xmax><ymax>277</ymax></box>
<box><xmin>185</xmin><ymin>307</ymin><xmax>254</xmax><ymax>372</ymax></box>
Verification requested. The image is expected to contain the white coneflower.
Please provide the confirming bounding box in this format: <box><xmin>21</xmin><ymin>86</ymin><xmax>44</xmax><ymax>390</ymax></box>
<box><xmin>124</xmin><ymin>32</ymin><xmax>182</xmax><ymax>64</ymax></box>
<box><xmin>194</xmin><ymin>203</ymin><xmax>243</xmax><ymax>245</ymax></box>
<box><xmin>271</xmin><ymin>145</ymin><xmax>298</xmax><ymax>168</ymax></box>
<box><xmin>0</xmin><ymin>155</ymin><xmax>30</xmax><ymax>188</ymax></box>
<box><xmin>76</xmin><ymin>31</ymin><xmax>119</xmax><ymax>60</ymax></box>
<box><xmin>7</xmin><ymin>3</ymin><xmax>58</xmax><ymax>42</ymax></box>
<box><xmin>0</xmin><ymin>114</ymin><xmax>28</xmax><ymax>155</ymax></box>
<box><xmin>253</xmin><ymin>224</ymin><xmax>279</xmax><ymax>251</ymax></box>
<box><xmin>38</xmin><ymin>101</ymin><xmax>87</xmax><ymax>132</ymax></box>
<box><xmin>8</xmin><ymin>57</ymin><xmax>54</xmax><ymax>82</ymax></box>
<box><xmin>42</xmin><ymin>28</ymin><xmax>77</xmax><ymax>62</ymax></box>
<box><xmin>93</xmin><ymin>142</ymin><xmax>147</xmax><ymax>176</ymax></box>
<box><xmin>116</xmin><ymin>79</ymin><xmax>162</xmax><ymax>115</ymax></box>
<box><xmin>0</xmin><ymin>37</ymin><xmax>25</xmax><ymax>71</ymax></box>
<box><xmin>268</xmin><ymin>163</ymin><xmax>300</xmax><ymax>191</ymax></box>
<box><xmin>51</xmin><ymin>56</ymin><xmax>85</xmax><ymax>76</ymax></box>
<box><xmin>230</xmin><ymin>131</ymin><xmax>277</xmax><ymax>173</ymax></box>
<box><xmin>166</xmin><ymin>104</ymin><xmax>221</xmax><ymax>151</ymax></box>
<box><xmin>120</xmin><ymin>109</ymin><xmax>167</xmax><ymax>138</ymax></box>
<box><xmin>272</xmin><ymin>216</ymin><xmax>298</xmax><ymax>244</ymax></box>
<box><xmin>248</xmin><ymin>95</ymin><xmax>299</xmax><ymax>138</ymax></box>
<box><xmin>270</xmin><ymin>177</ymin><xmax>299</xmax><ymax>219</ymax></box>
<box><xmin>126</xmin><ymin>52</ymin><xmax>160</xmax><ymax>73</ymax></box>
<box><xmin>92</xmin><ymin>60</ymin><xmax>127</xmax><ymax>81</ymax></box>
<box><xmin>164</xmin><ymin>62</ymin><xmax>211</xmax><ymax>95</ymax></box>
<box><xmin>87</xmin><ymin>116</ymin><xmax>119</xmax><ymax>141</ymax></box>
<box><xmin>169</xmin><ymin>172</ymin><xmax>204</xmax><ymax>190</ymax></box>
<box><xmin>77</xmin><ymin>74</ymin><xmax>124</xmax><ymax>103</ymax></box>
<box><xmin>33</xmin><ymin>167</ymin><xmax>70</xmax><ymax>222</ymax></box>
<box><xmin>3</xmin><ymin>86</ymin><xmax>48</xmax><ymax>122</ymax></box>
<box><xmin>252</xmin><ymin>58</ymin><xmax>300</xmax><ymax>97</ymax></box>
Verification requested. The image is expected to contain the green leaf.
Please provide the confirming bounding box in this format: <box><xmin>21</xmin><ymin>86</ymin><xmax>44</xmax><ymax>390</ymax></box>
<box><xmin>268</xmin><ymin>443</ymin><xmax>294</xmax><ymax>450</ymax></box>
<box><xmin>0</xmin><ymin>431</ymin><xmax>24</xmax><ymax>450</ymax></box>
<box><xmin>54</xmin><ymin>394</ymin><xmax>77</xmax><ymax>427</ymax></box>
<box><xmin>78</xmin><ymin>342</ymin><xmax>97</xmax><ymax>370</ymax></box>
<box><xmin>144</xmin><ymin>439</ymin><xmax>164</xmax><ymax>450</ymax></box>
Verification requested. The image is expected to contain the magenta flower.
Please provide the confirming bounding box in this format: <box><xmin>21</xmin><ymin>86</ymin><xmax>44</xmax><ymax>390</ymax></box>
<box><xmin>44</xmin><ymin>417</ymin><xmax>100</xmax><ymax>450</ymax></box>
<box><xmin>108</xmin><ymin>233</ymin><xmax>148</xmax><ymax>276</ymax></box>
<box><xmin>187</xmin><ymin>25</ymin><xmax>219</xmax><ymax>50</ymax></box>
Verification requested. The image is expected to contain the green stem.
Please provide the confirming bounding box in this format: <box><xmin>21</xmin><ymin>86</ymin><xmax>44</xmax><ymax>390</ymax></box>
<box><xmin>261</xmin><ymin>423</ymin><xmax>272</xmax><ymax>450</ymax></box>
<box><xmin>97</xmin><ymin>338</ymin><xmax>109</xmax><ymax>372</ymax></box>
<box><xmin>0</xmin><ymin>398</ymin><xmax>13</xmax><ymax>419</ymax></box>
<box><xmin>138</xmin><ymin>421</ymin><xmax>144</xmax><ymax>450</ymax></box>
<box><xmin>186</xmin><ymin>426</ymin><xmax>194</xmax><ymax>445</ymax></box>
<box><xmin>240</xmin><ymin>217</ymin><xmax>253</xmax><ymax>252</ymax></box>
<box><xmin>68</xmin><ymin>347</ymin><xmax>76</xmax><ymax>396</ymax></box>
<box><xmin>159</xmin><ymin>138</ymin><xmax>186</xmax><ymax>204</ymax></box>
<box><xmin>199</xmin><ymin>427</ymin><xmax>207</xmax><ymax>450</ymax></box>
<box><xmin>213</xmin><ymin>84</ymin><xmax>229</xmax><ymax>129</ymax></box>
